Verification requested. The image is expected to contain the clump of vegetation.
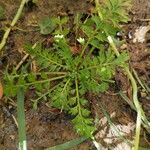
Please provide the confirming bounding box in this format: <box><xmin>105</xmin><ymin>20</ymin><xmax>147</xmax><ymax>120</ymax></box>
<box><xmin>4</xmin><ymin>0</ymin><xmax>131</xmax><ymax>138</ymax></box>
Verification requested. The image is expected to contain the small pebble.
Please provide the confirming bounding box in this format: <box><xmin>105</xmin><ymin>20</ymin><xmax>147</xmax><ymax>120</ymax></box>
<box><xmin>146</xmin><ymin>96</ymin><xmax>150</xmax><ymax>100</ymax></box>
<box><xmin>140</xmin><ymin>92</ymin><xmax>147</xmax><ymax>98</ymax></box>
<box><xmin>9</xmin><ymin>135</ymin><xmax>15</xmax><ymax>140</ymax></box>
<box><xmin>120</xmin><ymin>44</ymin><xmax>127</xmax><ymax>50</ymax></box>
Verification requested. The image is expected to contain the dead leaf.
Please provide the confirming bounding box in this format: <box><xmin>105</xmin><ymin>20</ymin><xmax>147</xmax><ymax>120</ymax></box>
<box><xmin>0</xmin><ymin>82</ymin><xmax>3</xmax><ymax>99</ymax></box>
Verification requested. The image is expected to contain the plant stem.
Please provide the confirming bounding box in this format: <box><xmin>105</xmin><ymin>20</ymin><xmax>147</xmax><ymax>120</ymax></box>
<box><xmin>39</xmin><ymin>53</ymin><xmax>64</xmax><ymax>68</ymax></box>
<box><xmin>33</xmin><ymin>83</ymin><xmax>61</xmax><ymax>104</ymax></box>
<box><xmin>16</xmin><ymin>75</ymin><xmax>66</xmax><ymax>87</ymax></box>
<box><xmin>95</xmin><ymin>0</ymin><xmax>104</xmax><ymax>21</ymax></box>
<box><xmin>63</xmin><ymin>78</ymin><xmax>71</xmax><ymax>92</ymax></box>
<box><xmin>87</xmin><ymin>47</ymin><xmax>95</xmax><ymax>57</ymax></box>
<box><xmin>0</xmin><ymin>0</ymin><xmax>27</xmax><ymax>53</ymax></box>
<box><xmin>75</xmin><ymin>76</ymin><xmax>82</xmax><ymax>117</ymax></box>
<box><xmin>8</xmin><ymin>71</ymin><xmax>67</xmax><ymax>78</ymax></box>
<box><xmin>80</xmin><ymin>38</ymin><xmax>91</xmax><ymax>57</ymax></box>
<box><xmin>60</xmin><ymin>78</ymin><xmax>71</xmax><ymax>111</ymax></box>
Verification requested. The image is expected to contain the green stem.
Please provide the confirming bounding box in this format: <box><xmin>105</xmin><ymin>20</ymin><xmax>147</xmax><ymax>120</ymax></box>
<box><xmin>63</xmin><ymin>78</ymin><xmax>71</xmax><ymax>92</ymax></box>
<box><xmin>58</xmin><ymin>16</ymin><xmax>63</xmax><ymax>33</ymax></box>
<box><xmin>16</xmin><ymin>75</ymin><xmax>66</xmax><ymax>87</ymax></box>
<box><xmin>60</xmin><ymin>78</ymin><xmax>71</xmax><ymax>111</ymax></box>
<box><xmin>39</xmin><ymin>53</ymin><xmax>64</xmax><ymax>68</ymax></box>
<box><xmin>8</xmin><ymin>71</ymin><xmax>67</xmax><ymax>78</ymax></box>
<box><xmin>0</xmin><ymin>0</ymin><xmax>27</xmax><ymax>53</ymax></box>
<box><xmin>75</xmin><ymin>77</ymin><xmax>82</xmax><ymax>117</ymax></box>
<box><xmin>17</xmin><ymin>87</ymin><xmax>27</xmax><ymax>150</ymax></box>
<box><xmin>80</xmin><ymin>38</ymin><xmax>91</xmax><ymax>57</ymax></box>
<box><xmin>87</xmin><ymin>47</ymin><xmax>95</xmax><ymax>57</ymax></box>
<box><xmin>33</xmin><ymin>83</ymin><xmax>61</xmax><ymax>103</ymax></box>
<box><xmin>95</xmin><ymin>0</ymin><xmax>104</xmax><ymax>21</ymax></box>
<box><xmin>132</xmin><ymin>68</ymin><xmax>150</xmax><ymax>95</ymax></box>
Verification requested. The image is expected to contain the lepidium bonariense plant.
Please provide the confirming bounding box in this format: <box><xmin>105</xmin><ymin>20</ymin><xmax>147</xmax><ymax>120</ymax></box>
<box><xmin>4</xmin><ymin>0</ymin><xmax>131</xmax><ymax>138</ymax></box>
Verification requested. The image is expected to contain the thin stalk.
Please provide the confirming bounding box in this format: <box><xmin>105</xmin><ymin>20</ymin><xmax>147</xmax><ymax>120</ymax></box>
<box><xmin>80</xmin><ymin>38</ymin><xmax>91</xmax><ymax>57</ymax></box>
<box><xmin>45</xmin><ymin>136</ymin><xmax>87</xmax><ymax>150</ymax></box>
<box><xmin>63</xmin><ymin>78</ymin><xmax>71</xmax><ymax>91</ymax></box>
<box><xmin>0</xmin><ymin>0</ymin><xmax>27</xmax><ymax>53</ymax></box>
<box><xmin>75</xmin><ymin>77</ymin><xmax>82</xmax><ymax>117</ymax></box>
<box><xmin>95</xmin><ymin>0</ymin><xmax>104</xmax><ymax>21</ymax></box>
<box><xmin>39</xmin><ymin>54</ymin><xmax>64</xmax><ymax>68</ymax></box>
<box><xmin>58</xmin><ymin>16</ymin><xmax>63</xmax><ymax>33</ymax></box>
<box><xmin>60</xmin><ymin>78</ymin><xmax>71</xmax><ymax>111</ymax></box>
<box><xmin>7</xmin><ymin>71</ymin><xmax>67</xmax><ymax>78</ymax></box>
<box><xmin>32</xmin><ymin>83</ymin><xmax>62</xmax><ymax>109</ymax></box>
<box><xmin>132</xmin><ymin>68</ymin><xmax>150</xmax><ymax>95</ymax></box>
<box><xmin>74</xmin><ymin>13</ymin><xmax>80</xmax><ymax>40</ymax></box>
<box><xmin>16</xmin><ymin>75</ymin><xmax>66</xmax><ymax>87</ymax></box>
<box><xmin>99</xmin><ymin>103</ymin><xmax>132</xmax><ymax>147</ymax></box>
<box><xmin>119</xmin><ymin>91</ymin><xmax>150</xmax><ymax>134</ymax></box>
<box><xmin>87</xmin><ymin>47</ymin><xmax>95</xmax><ymax>57</ymax></box>
<box><xmin>17</xmin><ymin>87</ymin><xmax>27</xmax><ymax>150</ymax></box>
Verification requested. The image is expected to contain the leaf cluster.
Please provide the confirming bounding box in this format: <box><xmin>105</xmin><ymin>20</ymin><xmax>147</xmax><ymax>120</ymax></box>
<box><xmin>4</xmin><ymin>0</ymin><xmax>131</xmax><ymax>138</ymax></box>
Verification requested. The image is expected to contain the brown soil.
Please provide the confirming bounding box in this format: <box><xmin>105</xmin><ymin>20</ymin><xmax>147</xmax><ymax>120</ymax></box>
<box><xmin>0</xmin><ymin>0</ymin><xmax>150</xmax><ymax>150</ymax></box>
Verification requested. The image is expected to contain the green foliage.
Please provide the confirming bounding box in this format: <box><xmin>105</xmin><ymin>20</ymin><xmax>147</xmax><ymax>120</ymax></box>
<box><xmin>39</xmin><ymin>16</ymin><xmax>69</xmax><ymax>35</ymax></box>
<box><xmin>4</xmin><ymin>0</ymin><xmax>131</xmax><ymax>138</ymax></box>
<box><xmin>102</xmin><ymin>0</ymin><xmax>132</xmax><ymax>25</ymax></box>
<box><xmin>39</xmin><ymin>17</ymin><xmax>57</xmax><ymax>35</ymax></box>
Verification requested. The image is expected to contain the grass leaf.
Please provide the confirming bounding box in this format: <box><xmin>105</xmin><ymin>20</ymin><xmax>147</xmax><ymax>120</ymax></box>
<box><xmin>45</xmin><ymin>137</ymin><xmax>87</xmax><ymax>150</ymax></box>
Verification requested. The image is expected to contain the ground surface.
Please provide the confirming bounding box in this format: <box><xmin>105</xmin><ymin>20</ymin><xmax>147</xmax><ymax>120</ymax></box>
<box><xmin>0</xmin><ymin>0</ymin><xmax>150</xmax><ymax>150</ymax></box>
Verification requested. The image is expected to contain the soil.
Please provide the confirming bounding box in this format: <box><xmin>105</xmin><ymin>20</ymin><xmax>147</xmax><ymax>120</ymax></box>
<box><xmin>0</xmin><ymin>0</ymin><xmax>150</xmax><ymax>150</ymax></box>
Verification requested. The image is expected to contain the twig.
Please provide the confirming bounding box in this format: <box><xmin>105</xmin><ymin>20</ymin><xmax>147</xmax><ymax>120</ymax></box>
<box><xmin>0</xmin><ymin>0</ymin><xmax>27</xmax><ymax>54</ymax></box>
<box><xmin>12</xmin><ymin>114</ymin><xmax>19</xmax><ymax>128</ymax></box>
<box><xmin>137</xmin><ymin>19</ymin><xmax>150</xmax><ymax>22</ymax></box>
<box><xmin>15</xmin><ymin>43</ymin><xmax>37</xmax><ymax>71</ymax></box>
<box><xmin>15</xmin><ymin>54</ymin><xmax>29</xmax><ymax>71</ymax></box>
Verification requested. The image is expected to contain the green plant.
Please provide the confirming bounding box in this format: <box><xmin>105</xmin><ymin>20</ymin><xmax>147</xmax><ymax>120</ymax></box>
<box><xmin>94</xmin><ymin>1</ymin><xmax>150</xmax><ymax>149</ymax></box>
<box><xmin>4</xmin><ymin>0</ymin><xmax>131</xmax><ymax>138</ymax></box>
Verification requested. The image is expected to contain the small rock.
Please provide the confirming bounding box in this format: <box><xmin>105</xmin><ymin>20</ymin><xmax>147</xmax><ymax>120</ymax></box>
<box><xmin>120</xmin><ymin>44</ymin><xmax>127</xmax><ymax>50</ymax></box>
<box><xmin>140</xmin><ymin>92</ymin><xmax>147</xmax><ymax>98</ymax></box>
<box><xmin>133</xmin><ymin>26</ymin><xmax>150</xmax><ymax>43</ymax></box>
<box><xmin>9</xmin><ymin>135</ymin><xmax>15</xmax><ymax>140</ymax></box>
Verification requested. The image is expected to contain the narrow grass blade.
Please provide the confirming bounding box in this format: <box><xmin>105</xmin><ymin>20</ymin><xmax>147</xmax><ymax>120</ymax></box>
<box><xmin>17</xmin><ymin>87</ymin><xmax>27</xmax><ymax>150</ymax></box>
<box><xmin>119</xmin><ymin>91</ymin><xmax>150</xmax><ymax>130</ymax></box>
<box><xmin>132</xmin><ymin>69</ymin><xmax>150</xmax><ymax>95</ymax></box>
<box><xmin>141</xmin><ymin>80</ymin><xmax>150</xmax><ymax>94</ymax></box>
<box><xmin>45</xmin><ymin>137</ymin><xmax>88</xmax><ymax>150</ymax></box>
<box><xmin>119</xmin><ymin>91</ymin><xmax>136</xmax><ymax>110</ymax></box>
<box><xmin>99</xmin><ymin>103</ymin><xmax>133</xmax><ymax>147</ymax></box>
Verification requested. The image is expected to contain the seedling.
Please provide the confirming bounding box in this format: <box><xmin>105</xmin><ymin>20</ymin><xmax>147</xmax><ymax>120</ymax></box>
<box><xmin>4</xmin><ymin>0</ymin><xmax>131</xmax><ymax>138</ymax></box>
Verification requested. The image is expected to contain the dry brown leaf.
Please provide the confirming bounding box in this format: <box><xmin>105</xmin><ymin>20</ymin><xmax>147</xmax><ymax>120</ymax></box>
<box><xmin>0</xmin><ymin>82</ymin><xmax>3</xmax><ymax>99</ymax></box>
